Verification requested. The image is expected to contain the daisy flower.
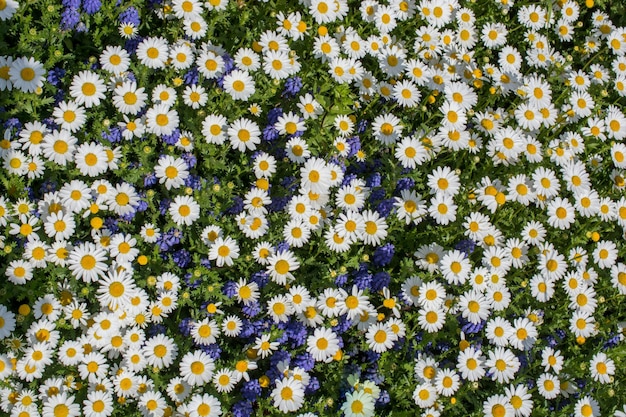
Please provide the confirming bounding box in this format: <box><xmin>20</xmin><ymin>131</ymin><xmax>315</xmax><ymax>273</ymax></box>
<box><xmin>208</xmin><ymin>236</ymin><xmax>240</xmax><ymax>267</ymax></box>
<box><xmin>297</xmin><ymin>93</ymin><xmax>323</xmax><ymax>119</ymax></box>
<box><xmin>179</xmin><ymin>350</ymin><xmax>215</xmax><ymax>386</ymax></box>
<box><xmin>285</xmin><ymin>136</ymin><xmax>311</xmax><ymax>163</ymax></box>
<box><xmin>74</xmin><ymin>142</ymin><xmax>108</xmax><ymax>177</ymax></box>
<box><xmin>418</xmin><ymin>307</ymin><xmax>446</xmax><ymax>333</ymax></box>
<box><xmin>395</xmin><ymin>136</ymin><xmax>428</xmax><ymax>169</ymax></box>
<box><xmin>306</xmin><ymin>326</ymin><xmax>341</xmax><ymax>364</ymax></box>
<box><xmin>485</xmin><ymin>347</ymin><xmax>520</xmax><ymax>384</ymax></box>
<box><xmin>456</xmin><ymin>346</ymin><xmax>485</xmax><ymax>382</ymax></box>
<box><xmin>234</xmin><ymin>279</ymin><xmax>259</xmax><ymax>305</ymax></box>
<box><xmin>483</xmin><ymin>394</ymin><xmax>514</xmax><ymax>417</ymax></box>
<box><xmin>275</xmin><ymin>111</ymin><xmax>306</xmax><ymax>136</ymax></box>
<box><xmin>428</xmin><ymin>194</ymin><xmax>457</xmax><ymax>226</ymax></box>
<box><xmin>183</xmin><ymin>84</ymin><xmax>208</xmax><ymax>109</ymax></box>
<box><xmin>154</xmin><ymin>155</ymin><xmax>189</xmax><ymax>190</ymax></box>
<box><xmin>372</xmin><ymin>113</ymin><xmax>403</xmax><ymax>145</ymax></box>
<box><xmin>227</xmin><ymin>117</ymin><xmax>261</xmax><ymax>152</ymax></box>
<box><xmin>142</xmin><ymin>334</ymin><xmax>178</xmax><ymax>369</ymax></box>
<box><xmin>592</xmin><ymin>240</ymin><xmax>618</xmax><ymax>269</ymax></box>
<box><xmin>140</xmin><ymin>223</ymin><xmax>161</xmax><ymax>243</ymax></box>
<box><xmin>100</xmin><ymin>45</ymin><xmax>131</xmax><ymax>74</ymax></box>
<box><xmin>145</xmin><ymin>104</ymin><xmax>179</xmax><ymax>136</ymax></box>
<box><xmin>9</xmin><ymin>56</ymin><xmax>45</xmax><ymax>93</ymax></box>
<box><xmin>271</xmin><ymin>377</ymin><xmax>305</xmax><ymax>413</ymax></box>
<box><xmin>222</xmin><ymin>315</ymin><xmax>243</xmax><ymax>337</ymax></box>
<box><xmin>169</xmin><ymin>195</ymin><xmax>200</xmax><ymax>226</ymax></box>
<box><xmin>52</xmin><ymin>100</ymin><xmax>86</xmax><ymax>133</ymax></box>
<box><xmin>69</xmin><ymin>70</ymin><xmax>106</xmax><ymax>108</ymax></box>
<box><xmin>213</xmin><ymin>369</ymin><xmax>237</xmax><ymax>393</ymax></box>
<box><xmin>253</xmin><ymin>334</ymin><xmax>279</xmax><ymax>358</ymax></box>
<box><xmin>413</xmin><ymin>383</ymin><xmax>437</xmax><ymax>408</ymax></box>
<box><xmin>266</xmin><ymin>250</ymin><xmax>300</xmax><ymax>285</ymax></box>
<box><xmin>434</xmin><ymin>368</ymin><xmax>460</xmax><ymax>397</ymax></box>
<box><xmin>67</xmin><ymin>242</ymin><xmax>107</xmax><ymax>283</ymax></box>
<box><xmin>152</xmin><ymin>83</ymin><xmax>177</xmax><ymax>107</ymax></box>
<box><xmin>234</xmin><ymin>47</ymin><xmax>261</xmax><ymax>72</ymax></box>
<box><xmin>300</xmin><ymin>157</ymin><xmax>332</xmax><ymax>195</ymax></box>
<box><xmin>96</xmin><ymin>269</ymin><xmax>136</xmax><ymax>310</ymax></box>
<box><xmin>136</xmin><ymin>36</ymin><xmax>169</xmax><ymax>69</ymax></box>
<box><xmin>263</xmin><ymin>49</ymin><xmax>293</xmax><ymax>80</ymax></box>
<box><xmin>202</xmin><ymin>114</ymin><xmax>228</xmax><ymax>144</ymax></box>
<box><xmin>223</xmin><ymin>69</ymin><xmax>255</xmax><ymax>101</ymax></box>
<box><xmin>537</xmin><ymin>373</ymin><xmax>561</xmax><ymax>399</ymax></box>
<box><xmin>366</xmin><ymin>322</ymin><xmax>396</xmax><ymax>353</ymax></box>
<box><xmin>41</xmin><ymin>129</ymin><xmax>77</xmax><ymax>166</ymax></box>
<box><xmin>106</xmin><ymin>182</ymin><xmax>140</xmax><ymax>216</ymax></box>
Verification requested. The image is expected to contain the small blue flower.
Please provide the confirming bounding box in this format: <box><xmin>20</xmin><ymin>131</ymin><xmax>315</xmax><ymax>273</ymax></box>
<box><xmin>61</xmin><ymin>7</ymin><xmax>81</xmax><ymax>30</ymax></box>
<box><xmin>373</xmin><ymin>243</ymin><xmax>394</xmax><ymax>266</ymax></box>
<box><xmin>82</xmin><ymin>0</ymin><xmax>101</xmax><ymax>14</ymax></box>
<box><xmin>232</xmin><ymin>401</ymin><xmax>254</xmax><ymax>417</ymax></box>
<box><xmin>282</xmin><ymin>76</ymin><xmax>303</xmax><ymax>97</ymax></box>
<box><xmin>395</xmin><ymin>177</ymin><xmax>415</xmax><ymax>193</ymax></box>
<box><xmin>118</xmin><ymin>6</ymin><xmax>140</xmax><ymax>25</ymax></box>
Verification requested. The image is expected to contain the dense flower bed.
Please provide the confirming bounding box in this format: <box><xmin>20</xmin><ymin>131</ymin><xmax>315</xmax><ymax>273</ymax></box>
<box><xmin>1</xmin><ymin>0</ymin><xmax>626</xmax><ymax>416</ymax></box>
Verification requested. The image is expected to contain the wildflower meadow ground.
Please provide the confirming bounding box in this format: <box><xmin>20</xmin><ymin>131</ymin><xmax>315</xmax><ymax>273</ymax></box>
<box><xmin>1</xmin><ymin>0</ymin><xmax>626</xmax><ymax>416</ymax></box>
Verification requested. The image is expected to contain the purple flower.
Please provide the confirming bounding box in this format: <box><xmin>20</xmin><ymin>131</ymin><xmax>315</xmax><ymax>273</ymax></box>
<box><xmin>242</xmin><ymin>301</ymin><xmax>261</xmax><ymax>317</ymax></box>
<box><xmin>285</xmin><ymin>321</ymin><xmax>307</xmax><ymax>348</ymax></box>
<box><xmin>395</xmin><ymin>177</ymin><xmax>415</xmax><ymax>193</ymax></box>
<box><xmin>376</xmin><ymin>199</ymin><xmax>395</xmax><ymax>217</ymax></box>
<box><xmin>241</xmin><ymin>380</ymin><xmax>262</xmax><ymax>401</ymax></box>
<box><xmin>226</xmin><ymin>196</ymin><xmax>244</xmax><ymax>215</ymax></box>
<box><xmin>354</xmin><ymin>265</ymin><xmax>373</xmax><ymax>291</ymax></box>
<box><xmin>223</xmin><ymin>281</ymin><xmax>238</xmax><ymax>298</ymax></box>
<box><xmin>368</xmin><ymin>188</ymin><xmax>386</xmax><ymax>204</ymax></box>
<box><xmin>367</xmin><ymin>172</ymin><xmax>382</xmax><ymax>188</ymax></box>
<box><xmin>373</xmin><ymin>243</ymin><xmax>394</xmax><ymax>266</ymax></box>
<box><xmin>371</xmin><ymin>271</ymin><xmax>391</xmax><ymax>292</ymax></box>
<box><xmin>305</xmin><ymin>376</ymin><xmax>320</xmax><ymax>394</ymax></box>
<box><xmin>276</xmin><ymin>241</ymin><xmax>290</xmax><ymax>252</ymax></box>
<box><xmin>182</xmin><ymin>152</ymin><xmax>197</xmax><ymax>168</ymax></box>
<box><xmin>357</xmin><ymin>119</ymin><xmax>368</xmax><ymax>133</ymax></box>
<box><xmin>62</xmin><ymin>0</ymin><xmax>80</xmax><ymax>7</ymax></box>
<box><xmin>102</xmin><ymin>127</ymin><xmax>122</xmax><ymax>144</ymax></box>
<box><xmin>162</xmin><ymin>129</ymin><xmax>180</xmax><ymax>146</ymax></box>
<box><xmin>292</xmin><ymin>353</ymin><xmax>315</xmax><ymax>371</ymax></box>
<box><xmin>262</xmin><ymin>125</ymin><xmax>280</xmax><ymax>142</ymax></box>
<box><xmin>61</xmin><ymin>7</ymin><xmax>80</xmax><ymax>30</ymax></box>
<box><xmin>124</xmin><ymin>37</ymin><xmax>142</xmax><ymax>55</ymax></box>
<box><xmin>184</xmin><ymin>68</ymin><xmax>199</xmax><ymax>85</ymax></box>
<box><xmin>184</xmin><ymin>175</ymin><xmax>202</xmax><ymax>190</ymax></box>
<box><xmin>332</xmin><ymin>316</ymin><xmax>352</xmax><ymax>334</ymax></box>
<box><xmin>347</xmin><ymin>136</ymin><xmax>361</xmax><ymax>157</ymax></box>
<box><xmin>46</xmin><ymin>68</ymin><xmax>66</xmax><ymax>86</ymax></box>
<box><xmin>268</xmin><ymin>196</ymin><xmax>288</xmax><ymax>212</ymax></box>
<box><xmin>82</xmin><ymin>0</ymin><xmax>101</xmax><ymax>14</ymax></box>
<box><xmin>200</xmin><ymin>343</ymin><xmax>221</xmax><ymax>360</ymax></box>
<box><xmin>118</xmin><ymin>6</ymin><xmax>140</xmax><ymax>25</ymax></box>
<box><xmin>282</xmin><ymin>76</ymin><xmax>302</xmax><ymax>97</ymax></box>
<box><xmin>144</xmin><ymin>173</ymin><xmax>157</xmax><ymax>187</ymax></box>
<box><xmin>455</xmin><ymin>239</ymin><xmax>476</xmax><ymax>256</ymax></box>
<box><xmin>267</xmin><ymin>107</ymin><xmax>283</xmax><ymax>124</ymax></box>
<box><xmin>104</xmin><ymin>218</ymin><xmax>119</xmax><ymax>233</ymax></box>
<box><xmin>178</xmin><ymin>317</ymin><xmax>194</xmax><ymax>337</ymax></box>
<box><xmin>461</xmin><ymin>319</ymin><xmax>485</xmax><ymax>334</ymax></box>
<box><xmin>172</xmin><ymin>249</ymin><xmax>191</xmax><ymax>268</ymax></box>
<box><xmin>232</xmin><ymin>401</ymin><xmax>253</xmax><ymax>417</ymax></box>
<box><xmin>40</xmin><ymin>181</ymin><xmax>57</xmax><ymax>194</ymax></box>
<box><xmin>148</xmin><ymin>324</ymin><xmax>166</xmax><ymax>336</ymax></box>
<box><xmin>335</xmin><ymin>274</ymin><xmax>348</xmax><ymax>287</ymax></box>
<box><xmin>376</xmin><ymin>390</ymin><xmax>391</xmax><ymax>407</ymax></box>
<box><xmin>250</xmin><ymin>271</ymin><xmax>270</xmax><ymax>289</ymax></box>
